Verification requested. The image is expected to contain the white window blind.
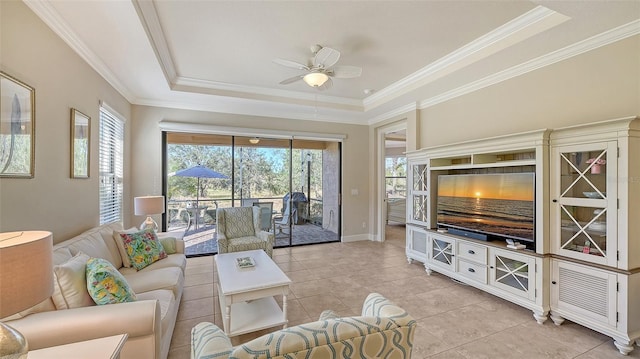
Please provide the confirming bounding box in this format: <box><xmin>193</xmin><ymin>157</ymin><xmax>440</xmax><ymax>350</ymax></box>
<box><xmin>99</xmin><ymin>106</ymin><xmax>124</xmax><ymax>224</ymax></box>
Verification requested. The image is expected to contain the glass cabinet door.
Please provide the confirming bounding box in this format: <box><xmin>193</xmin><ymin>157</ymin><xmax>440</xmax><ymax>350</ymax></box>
<box><xmin>409</xmin><ymin>161</ymin><xmax>429</xmax><ymax>225</ymax></box>
<box><xmin>490</xmin><ymin>250</ymin><xmax>535</xmax><ymax>300</ymax></box>
<box><xmin>429</xmin><ymin>235</ymin><xmax>455</xmax><ymax>270</ymax></box>
<box><xmin>552</xmin><ymin>142</ymin><xmax>617</xmax><ymax>266</ymax></box>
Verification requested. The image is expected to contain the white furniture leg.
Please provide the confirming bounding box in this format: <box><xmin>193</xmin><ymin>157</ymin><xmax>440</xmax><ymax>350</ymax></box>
<box><xmin>549</xmin><ymin>311</ymin><xmax>565</xmax><ymax>326</ymax></box>
<box><xmin>614</xmin><ymin>339</ymin><xmax>634</xmax><ymax>356</ymax></box>
<box><xmin>282</xmin><ymin>295</ymin><xmax>288</xmax><ymax>329</ymax></box>
<box><xmin>532</xmin><ymin>310</ymin><xmax>548</xmax><ymax>324</ymax></box>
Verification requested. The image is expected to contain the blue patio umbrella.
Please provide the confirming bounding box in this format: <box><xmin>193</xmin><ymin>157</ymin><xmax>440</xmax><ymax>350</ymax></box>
<box><xmin>173</xmin><ymin>165</ymin><xmax>228</xmax><ymax>228</ymax></box>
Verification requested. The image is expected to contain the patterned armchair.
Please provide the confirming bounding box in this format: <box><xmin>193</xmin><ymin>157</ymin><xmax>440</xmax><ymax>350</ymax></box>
<box><xmin>191</xmin><ymin>293</ymin><xmax>416</xmax><ymax>359</ymax></box>
<box><xmin>216</xmin><ymin>207</ymin><xmax>274</xmax><ymax>257</ymax></box>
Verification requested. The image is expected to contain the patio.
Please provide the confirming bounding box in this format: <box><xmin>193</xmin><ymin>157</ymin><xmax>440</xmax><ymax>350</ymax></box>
<box><xmin>180</xmin><ymin>222</ymin><xmax>339</xmax><ymax>256</ymax></box>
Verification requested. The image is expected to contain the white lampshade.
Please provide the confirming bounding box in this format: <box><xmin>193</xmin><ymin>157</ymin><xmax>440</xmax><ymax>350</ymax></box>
<box><xmin>0</xmin><ymin>231</ymin><xmax>54</xmax><ymax>318</ymax></box>
<box><xmin>303</xmin><ymin>72</ymin><xmax>329</xmax><ymax>87</ymax></box>
<box><xmin>134</xmin><ymin>196</ymin><xmax>165</xmax><ymax>216</ymax></box>
<box><xmin>134</xmin><ymin>196</ymin><xmax>165</xmax><ymax>232</ymax></box>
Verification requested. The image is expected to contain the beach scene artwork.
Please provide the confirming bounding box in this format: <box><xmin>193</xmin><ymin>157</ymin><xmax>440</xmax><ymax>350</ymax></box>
<box><xmin>437</xmin><ymin>173</ymin><xmax>535</xmax><ymax>241</ymax></box>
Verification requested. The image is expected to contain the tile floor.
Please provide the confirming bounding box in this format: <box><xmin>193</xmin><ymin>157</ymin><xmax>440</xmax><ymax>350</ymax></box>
<box><xmin>168</xmin><ymin>225</ymin><xmax>638</xmax><ymax>358</ymax></box>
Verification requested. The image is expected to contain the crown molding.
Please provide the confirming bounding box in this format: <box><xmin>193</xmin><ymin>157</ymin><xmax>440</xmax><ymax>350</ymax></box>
<box><xmin>418</xmin><ymin>19</ymin><xmax>640</xmax><ymax>110</ymax></box>
<box><xmin>367</xmin><ymin>103</ymin><xmax>417</xmax><ymax>126</ymax></box>
<box><xmin>131</xmin><ymin>0</ymin><xmax>177</xmax><ymax>85</ymax></box>
<box><xmin>174</xmin><ymin>76</ymin><xmax>363</xmax><ymax>109</ymax></box>
<box><xmin>134</xmin><ymin>97</ymin><xmax>367</xmax><ymax>125</ymax></box>
<box><xmin>23</xmin><ymin>0</ymin><xmax>136</xmax><ymax>103</ymax></box>
<box><xmin>363</xmin><ymin>5</ymin><xmax>569</xmax><ymax>111</ymax></box>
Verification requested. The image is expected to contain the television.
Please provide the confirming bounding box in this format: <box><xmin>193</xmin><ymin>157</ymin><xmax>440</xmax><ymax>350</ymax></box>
<box><xmin>437</xmin><ymin>172</ymin><xmax>535</xmax><ymax>243</ymax></box>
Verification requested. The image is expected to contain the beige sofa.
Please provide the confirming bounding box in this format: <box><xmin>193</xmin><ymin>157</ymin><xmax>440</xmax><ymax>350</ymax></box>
<box><xmin>3</xmin><ymin>222</ymin><xmax>186</xmax><ymax>359</ymax></box>
<box><xmin>191</xmin><ymin>293</ymin><xmax>416</xmax><ymax>359</ymax></box>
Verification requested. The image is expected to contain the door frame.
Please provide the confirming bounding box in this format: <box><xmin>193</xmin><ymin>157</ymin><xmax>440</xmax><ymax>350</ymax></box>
<box><xmin>376</xmin><ymin>121</ymin><xmax>407</xmax><ymax>242</ymax></box>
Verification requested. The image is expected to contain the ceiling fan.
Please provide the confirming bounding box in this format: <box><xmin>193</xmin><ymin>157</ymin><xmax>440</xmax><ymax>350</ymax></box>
<box><xmin>273</xmin><ymin>44</ymin><xmax>362</xmax><ymax>90</ymax></box>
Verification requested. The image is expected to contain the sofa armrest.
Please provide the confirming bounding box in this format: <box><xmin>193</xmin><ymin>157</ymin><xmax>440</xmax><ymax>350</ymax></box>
<box><xmin>7</xmin><ymin>300</ymin><xmax>161</xmax><ymax>356</ymax></box>
<box><xmin>217</xmin><ymin>233</ymin><xmax>229</xmax><ymax>254</ymax></box>
<box><xmin>191</xmin><ymin>322</ymin><xmax>232</xmax><ymax>359</ymax></box>
<box><xmin>361</xmin><ymin>293</ymin><xmax>415</xmax><ymax>327</ymax></box>
<box><xmin>257</xmin><ymin>230</ymin><xmax>274</xmax><ymax>244</ymax></box>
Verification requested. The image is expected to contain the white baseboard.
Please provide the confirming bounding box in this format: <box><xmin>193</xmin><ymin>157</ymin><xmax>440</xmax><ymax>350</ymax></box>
<box><xmin>341</xmin><ymin>233</ymin><xmax>373</xmax><ymax>242</ymax></box>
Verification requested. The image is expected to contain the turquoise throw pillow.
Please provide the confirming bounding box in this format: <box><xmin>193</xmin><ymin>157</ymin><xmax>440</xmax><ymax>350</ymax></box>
<box><xmin>120</xmin><ymin>230</ymin><xmax>168</xmax><ymax>271</ymax></box>
<box><xmin>86</xmin><ymin>257</ymin><xmax>136</xmax><ymax>305</ymax></box>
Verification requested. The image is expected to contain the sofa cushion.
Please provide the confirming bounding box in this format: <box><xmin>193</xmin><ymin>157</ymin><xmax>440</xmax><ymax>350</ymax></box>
<box><xmin>97</xmin><ymin>222</ymin><xmax>125</xmax><ymax>268</ymax></box>
<box><xmin>63</xmin><ymin>226</ymin><xmax>118</xmax><ymax>265</ymax></box>
<box><xmin>52</xmin><ymin>247</ymin><xmax>73</xmax><ymax>266</ymax></box>
<box><xmin>51</xmin><ymin>252</ymin><xmax>94</xmax><ymax>310</ymax></box>
<box><xmin>86</xmin><ymin>257</ymin><xmax>137</xmax><ymax>305</ymax></box>
<box><xmin>117</xmin><ymin>230</ymin><xmax>168</xmax><ymax>271</ymax></box>
<box><xmin>113</xmin><ymin>227</ymin><xmax>139</xmax><ymax>268</ymax></box>
<box><xmin>159</xmin><ymin>237</ymin><xmax>177</xmax><ymax>254</ymax></box>
<box><xmin>119</xmin><ymin>253</ymin><xmax>186</xmax><ymax>276</ymax></box>
<box><xmin>123</xmin><ymin>266</ymin><xmax>184</xmax><ymax>297</ymax></box>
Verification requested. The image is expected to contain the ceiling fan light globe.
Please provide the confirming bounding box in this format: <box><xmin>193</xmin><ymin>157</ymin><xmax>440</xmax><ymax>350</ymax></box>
<box><xmin>303</xmin><ymin>72</ymin><xmax>329</xmax><ymax>87</ymax></box>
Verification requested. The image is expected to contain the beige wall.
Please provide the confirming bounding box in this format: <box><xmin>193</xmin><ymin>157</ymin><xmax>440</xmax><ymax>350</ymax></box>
<box><xmin>130</xmin><ymin>105</ymin><xmax>370</xmax><ymax>239</ymax></box>
<box><xmin>420</xmin><ymin>35</ymin><xmax>640</xmax><ymax>147</ymax></box>
<box><xmin>0</xmin><ymin>1</ymin><xmax>131</xmax><ymax>243</ymax></box>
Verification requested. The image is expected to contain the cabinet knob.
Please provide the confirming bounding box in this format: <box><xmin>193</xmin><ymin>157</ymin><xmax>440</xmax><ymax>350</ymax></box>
<box><xmin>552</xmin><ymin>281</ymin><xmax>557</xmax><ymax>285</ymax></box>
<box><xmin>552</xmin><ymin>199</ymin><xmax>558</xmax><ymax>203</ymax></box>
<box><xmin>490</xmin><ymin>266</ymin><xmax>494</xmax><ymax>269</ymax></box>
<box><xmin>468</xmin><ymin>250</ymin><xmax>475</xmax><ymax>254</ymax></box>
<box><xmin>468</xmin><ymin>268</ymin><xmax>475</xmax><ymax>273</ymax></box>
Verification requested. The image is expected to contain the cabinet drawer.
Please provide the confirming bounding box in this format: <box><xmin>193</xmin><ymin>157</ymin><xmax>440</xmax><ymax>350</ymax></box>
<box><xmin>458</xmin><ymin>242</ymin><xmax>487</xmax><ymax>264</ymax></box>
<box><xmin>458</xmin><ymin>259</ymin><xmax>488</xmax><ymax>284</ymax></box>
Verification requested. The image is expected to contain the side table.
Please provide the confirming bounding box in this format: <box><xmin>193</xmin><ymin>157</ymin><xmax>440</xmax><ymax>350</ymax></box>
<box><xmin>28</xmin><ymin>334</ymin><xmax>127</xmax><ymax>359</ymax></box>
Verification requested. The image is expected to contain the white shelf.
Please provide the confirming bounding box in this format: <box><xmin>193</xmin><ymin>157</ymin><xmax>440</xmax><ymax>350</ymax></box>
<box><xmin>228</xmin><ymin>297</ymin><xmax>286</xmax><ymax>337</ymax></box>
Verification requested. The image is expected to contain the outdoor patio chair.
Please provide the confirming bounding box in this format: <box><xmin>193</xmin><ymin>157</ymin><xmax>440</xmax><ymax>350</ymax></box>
<box><xmin>216</xmin><ymin>206</ymin><xmax>274</xmax><ymax>257</ymax></box>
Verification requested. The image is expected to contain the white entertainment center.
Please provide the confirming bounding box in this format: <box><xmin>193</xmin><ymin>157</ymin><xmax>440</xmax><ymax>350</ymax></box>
<box><xmin>405</xmin><ymin>116</ymin><xmax>640</xmax><ymax>355</ymax></box>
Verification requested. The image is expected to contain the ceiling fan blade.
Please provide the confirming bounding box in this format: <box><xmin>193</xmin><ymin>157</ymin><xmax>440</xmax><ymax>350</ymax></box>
<box><xmin>279</xmin><ymin>75</ymin><xmax>304</xmax><ymax>85</ymax></box>
<box><xmin>329</xmin><ymin>65</ymin><xmax>362</xmax><ymax>78</ymax></box>
<box><xmin>273</xmin><ymin>58</ymin><xmax>309</xmax><ymax>70</ymax></box>
<box><xmin>313</xmin><ymin>47</ymin><xmax>340</xmax><ymax>68</ymax></box>
<box><xmin>317</xmin><ymin>77</ymin><xmax>333</xmax><ymax>91</ymax></box>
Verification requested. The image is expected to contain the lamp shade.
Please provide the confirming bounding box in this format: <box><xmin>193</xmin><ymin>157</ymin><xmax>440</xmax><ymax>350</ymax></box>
<box><xmin>134</xmin><ymin>196</ymin><xmax>165</xmax><ymax>216</ymax></box>
<box><xmin>0</xmin><ymin>231</ymin><xmax>53</xmax><ymax>318</ymax></box>
<box><xmin>303</xmin><ymin>72</ymin><xmax>329</xmax><ymax>87</ymax></box>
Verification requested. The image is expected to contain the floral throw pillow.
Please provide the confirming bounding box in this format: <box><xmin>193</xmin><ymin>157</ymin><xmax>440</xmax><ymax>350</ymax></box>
<box><xmin>86</xmin><ymin>257</ymin><xmax>136</xmax><ymax>305</ymax></box>
<box><xmin>119</xmin><ymin>230</ymin><xmax>168</xmax><ymax>271</ymax></box>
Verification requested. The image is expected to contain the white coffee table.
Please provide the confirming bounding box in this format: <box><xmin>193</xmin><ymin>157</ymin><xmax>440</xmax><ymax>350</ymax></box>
<box><xmin>215</xmin><ymin>249</ymin><xmax>291</xmax><ymax>337</ymax></box>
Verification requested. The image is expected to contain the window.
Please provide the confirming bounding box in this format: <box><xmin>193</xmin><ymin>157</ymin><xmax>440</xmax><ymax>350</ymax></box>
<box><xmin>99</xmin><ymin>105</ymin><xmax>124</xmax><ymax>224</ymax></box>
<box><xmin>385</xmin><ymin>156</ymin><xmax>406</xmax><ymax>198</ymax></box>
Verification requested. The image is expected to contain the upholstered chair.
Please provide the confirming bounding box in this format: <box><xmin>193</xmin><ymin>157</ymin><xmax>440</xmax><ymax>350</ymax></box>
<box><xmin>191</xmin><ymin>293</ymin><xmax>416</xmax><ymax>359</ymax></box>
<box><xmin>216</xmin><ymin>207</ymin><xmax>274</xmax><ymax>257</ymax></box>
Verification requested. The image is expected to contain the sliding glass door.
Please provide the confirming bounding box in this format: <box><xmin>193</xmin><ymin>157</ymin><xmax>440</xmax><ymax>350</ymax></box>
<box><xmin>164</xmin><ymin>133</ymin><xmax>341</xmax><ymax>256</ymax></box>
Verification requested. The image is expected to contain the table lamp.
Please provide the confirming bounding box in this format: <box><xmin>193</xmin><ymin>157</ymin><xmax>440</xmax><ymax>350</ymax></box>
<box><xmin>0</xmin><ymin>231</ymin><xmax>53</xmax><ymax>358</ymax></box>
<box><xmin>134</xmin><ymin>195</ymin><xmax>165</xmax><ymax>232</ymax></box>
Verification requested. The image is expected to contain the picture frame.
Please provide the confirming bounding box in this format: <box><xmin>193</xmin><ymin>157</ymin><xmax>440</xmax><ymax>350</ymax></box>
<box><xmin>0</xmin><ymin>72</ymin><xmax>35</xmax><ymax>178</ymax></box>
<box><xmin>71</xmin><ymin>108</ymin><xmax>90</xmax><ymax>178</ymax></box>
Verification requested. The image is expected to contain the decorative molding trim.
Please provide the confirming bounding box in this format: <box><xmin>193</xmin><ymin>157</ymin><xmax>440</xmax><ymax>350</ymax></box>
<box><xmin>132</xmin><ymin>0</ymin><xmax>178</xmax><ymax>84</ymax></box>
<box><xmin>157</xmin><ymin>120</ymin><xmax>347</xmax><ymax>141</ymax></box>
<box><xmin>135</xmin><ymin>97</ymin><xmax>367</xmax><ymax>125</ymax></box>
<box><xmin>24</xmin><ymin>0</ymin><xmax>136</xmax><ymax>102</ymax></box>
<box><xmin>367</xmin><ymin>103</ymin><xmax>417</xmax><ymax>125</ymax></box>
<box><xmin>341</xmin><ymin>234</ymin><xmax>373</xmax><ymax>243</ymax></box>
<box><xmin>174</xmin><ymin>76</ymin><xmax>363</xmax><ymax>109</ymax></box>
<box><xmin>418</xmin><ymin>19</ymin><xmax>640</xmax><ymax>110</ymax></box>
<box><xmin>363</xmin><ymin>6</ymin><xmax>569</xmax><ymax>110</ymax></box>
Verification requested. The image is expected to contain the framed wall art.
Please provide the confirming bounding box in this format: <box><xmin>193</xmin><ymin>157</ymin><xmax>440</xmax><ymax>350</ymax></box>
<box><xmin>71</xmin><ymin>108</ymin><xmax>90</xmax><ymax>178</ymax></box>
<box><xmin>0</xmin><ymin>72</ymin><xmax>35</xmax><ymax>178</ymax></box>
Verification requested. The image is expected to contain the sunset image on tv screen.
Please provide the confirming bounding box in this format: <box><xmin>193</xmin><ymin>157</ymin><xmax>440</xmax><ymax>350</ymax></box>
<box><xmin>437</xmin><ymin>173</ymin><xmax>535</xmax><ymax>241</ymax></box>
